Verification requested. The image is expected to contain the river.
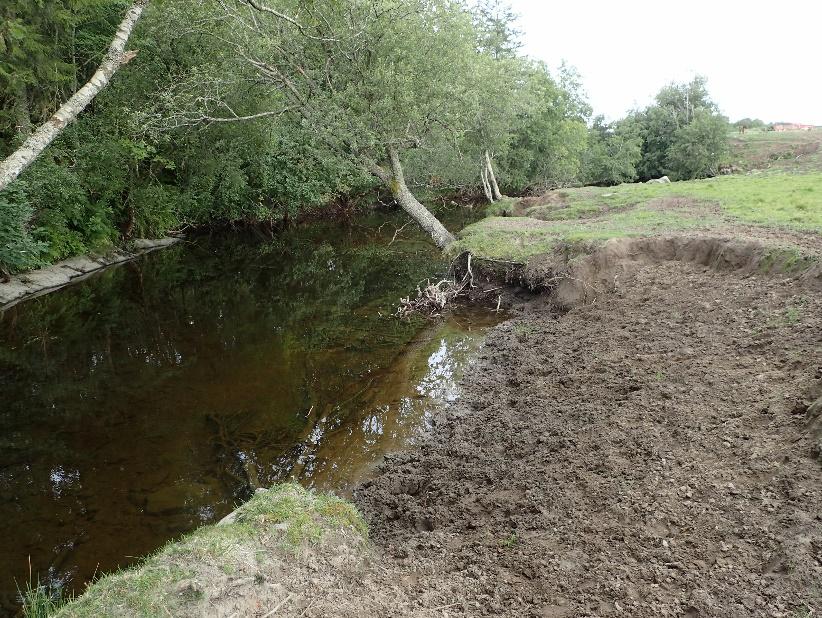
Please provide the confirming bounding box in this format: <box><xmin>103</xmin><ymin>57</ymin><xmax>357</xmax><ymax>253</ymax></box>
<box><xmin>0</xmin><ymin>208</ymin><xmax>502</xmax><ymax>613</ymax></box>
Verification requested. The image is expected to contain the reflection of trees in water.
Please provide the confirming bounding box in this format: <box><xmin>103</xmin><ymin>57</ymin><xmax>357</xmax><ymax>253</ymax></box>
<box><xmin>0</xmin><ymin>226</ymin><xmax>440</xmax><ymax>416</ymax></box>
<box><xmin>284</xmin><ymin>312</ymin><xmax>500</xmax><ymax>493</ymax></box>
<box><xmin>0</xmin><ymin>219</ymin><xmax>451</xmax><ymax>607</ymax></box>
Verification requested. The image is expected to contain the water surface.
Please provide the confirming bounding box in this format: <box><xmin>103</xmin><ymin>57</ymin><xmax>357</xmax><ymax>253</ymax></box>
<box><xmin>0</xmin><ymin>210</ymin><xmax>501</xmax><ymax>612</ymax></box>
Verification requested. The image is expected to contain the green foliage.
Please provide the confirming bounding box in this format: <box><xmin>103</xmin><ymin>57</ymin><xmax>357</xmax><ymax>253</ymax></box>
<box><xmin>22</xmin><ymin>158</ymin><xmax>115</xmax><ymax>260</ymax></box>
<box><xmin>581</xmin><ymin>116</ymin><xmax>642</xmax><ymax>186</ymax></box>
<box><xmin>665</xmin><ymin>110</ymin><xmax>730</xmax><ymax>179</ymax></box>
<box><xmin>624</xmin><ymin>76</ymin><xmax>730</xmax><ymax>181</ymax></box>
<box><xmin>20</xmin><ymin>577</ymin><xmax>67</xmax><ymax>618</ymax></box>
<box><xmin>0</xmin><ymin>184</ymin><xmax>46</xmax><ymax>274</ymax></box>
<box><xmin>500</xmin><ymin>62</ymin><xmax>590</xmax><ymax>193</ymax></box>
<box><xmin>0</xmin><ymin>0</ymin><xmax>127</xmax><ymax>145</ymax></box>
<box><xmin>473</xmin><ymin>0</ymin><xmax>523</xmax><ymax>59</ymax></box>
<box><xmin>733</xmin><ymin>118</ymin><xmax>767</xmax><ymax>131</ymax></box>
<box><xmin>0</xmin><ymin>0</ymin><xmax>605</xmax><ymax>271</ymax></box>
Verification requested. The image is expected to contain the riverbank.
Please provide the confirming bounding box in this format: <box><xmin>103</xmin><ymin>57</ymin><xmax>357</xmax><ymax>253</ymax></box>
<box><xmin>45</xmin><ymin>485</ymin><xmax>376</xmax><ymax>617</ymax></box>
<box><xmin>42</xmin><ymin>229</ymin><xmax>822</xmax><ymax>616</ymax></box>
<box><xmin>0</xmin><ymin>237</ymin><xmax>181</xmax><ymax>310</ymax></box>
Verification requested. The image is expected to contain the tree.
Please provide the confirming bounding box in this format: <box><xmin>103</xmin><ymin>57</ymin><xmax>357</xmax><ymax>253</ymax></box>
<box><xmin>733</xmin><ymin>118</ymin><xmax>766</xmax><ymax>133</ymax></box>
<box><xmin>151</xmin><ymin>0</ymin><xmax>498</xmax><ymax>249</ymax></box>
<box><xmin>0</xmin><ymin>0</ymin><xmax>148</xmax><ymax>192</ymax></box>
<box><xmin>470</xmin><ymin>0</ymin><xmax>523</xmax><ymax>201</ymax></box>
<box><xmin>500</xmin><ymin>61</ymin><xmax>589</xmax><ymax>193</ymax></box>
<box><xmin>472</xmin><ymin>0</ymin><xmax>522</xmax><ymax>60</ymax></box>
<box><xmin>629</xmin><ymin>76</ymin><xmax>729</xmax><ymax>181</ymax></box>
<box><xmin>666</xmin><ymin>110</ymin><xmax>729</xmax><ymax>179</ymax></box>
<box><xmin>581</xmin><ymin>115</ymin><xmax>642</xmax><ymax>186</ymax></box>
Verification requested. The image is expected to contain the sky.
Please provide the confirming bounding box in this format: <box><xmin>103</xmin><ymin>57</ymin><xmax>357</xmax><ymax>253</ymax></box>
<box><xmin>508</xmin><ymin>0</ymin><xmax>822</xmax><ymax>125</ymax></box>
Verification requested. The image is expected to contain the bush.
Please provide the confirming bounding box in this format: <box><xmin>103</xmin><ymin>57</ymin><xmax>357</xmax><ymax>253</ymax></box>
<box><xmin>130</xmin><ymin>182</ymin><xmax>181</xmax><ymax>237</ymax></box>
<box><xmin>581</xmin><ymin>117</ymin><xmax>642</xmax><ymax>186</ymax></box>
<box><xmin>0</xmin><ymin>184</ymin><xmax>46</xmax><ymax>276</ymax></box>
<box><xmin>665</xmin><ymin>111</ymin><xmax>729</xmax><ymax>180</ymax></box>
<box><xmin>627</xmin><ymin>77</ymin><xmax>730</xmax><ymax>181</ymax></box>
<box><xmin>23</xmin><ymin>159</ymin><xmax>117</xmax><ymax>261</ymax></box>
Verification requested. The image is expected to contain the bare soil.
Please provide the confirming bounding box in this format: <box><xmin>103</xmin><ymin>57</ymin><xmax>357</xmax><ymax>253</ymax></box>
<box><xmin>356</xmin><ymin>255</ymin><xmax>822</xmax><ymax>617</ymax></box>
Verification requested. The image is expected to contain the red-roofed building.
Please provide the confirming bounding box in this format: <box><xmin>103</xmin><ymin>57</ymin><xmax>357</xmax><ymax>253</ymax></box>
<box><xmin>773</xmin><ymin>123</ymin><xmax>815</xmax><ymax>132</ymax></box>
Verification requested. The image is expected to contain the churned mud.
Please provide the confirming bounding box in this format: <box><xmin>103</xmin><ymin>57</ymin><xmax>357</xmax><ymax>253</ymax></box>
<box><xmin>356</xmin><ymin>251</ymin><xmax>822</xmax><ymax>617</ymax></box>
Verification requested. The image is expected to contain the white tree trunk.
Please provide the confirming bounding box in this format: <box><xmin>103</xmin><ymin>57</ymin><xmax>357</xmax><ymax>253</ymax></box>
<box><xmin>370</xmin><ymin>147</ymin><xmax>455</xmax><ymax>250</ymax></box>
<box><xmin>485</xmin><ymin>150</ymin><xmax>503</xmax><ymax>201</ymax></box>
<box><xmin>481</xmin><ymin>165</ymin><xmax>494</xmax><ymax>203</ymax></box>
<box><xmin>0</xmin><ymin>0</ymin><xmax>148</xmax><ymax>192</ymax></box>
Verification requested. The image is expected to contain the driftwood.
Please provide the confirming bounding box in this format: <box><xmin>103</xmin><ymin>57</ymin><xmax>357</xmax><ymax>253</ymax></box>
<box><xmin>396</xmin><ymin>254</ymin><xmax>477</xmax><ymax>317</ymax></box>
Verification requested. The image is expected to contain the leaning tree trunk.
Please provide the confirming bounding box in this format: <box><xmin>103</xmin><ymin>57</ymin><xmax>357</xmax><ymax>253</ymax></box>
<box><xmin>384</xmin><ymin>147</ymin><xmax>455</xmax><ymax>249</ymax></box>
<box><xmin>0</xmin><ymin>0</ymin><xmax>148</xmax><ymax>192</ymax></box>
<box><xmin>480</xmin><ymin>165</ymin><xmax>494</xmax><ymax>203</ymax></box>
<box><xmin>485</xmin><ymin>150</ymin><xmax>503</xmax><ymax>201</ymax></box>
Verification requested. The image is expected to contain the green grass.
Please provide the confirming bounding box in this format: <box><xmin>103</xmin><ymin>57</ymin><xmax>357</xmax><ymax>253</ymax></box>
<box><xmin>46</xmin><ymin>484</ymin><xmax>367</xmax><ymax>618</ymax></box>
<box><xmin>21</xmin><ymin>578</ymin><xmax>66</xmax><ymax>618</ymax></box>
<box><xmin>484</xmin><ymin>196</ymin><xmax>521</xmax><ymax>217</ymax></box>
<box><xmin>453</xmin><ymin>203</ymin><xmax>713</xmax><ymax>261</ymax></box>
<box><xmin>454</xmin><ymin>171</ymin><xmax>821</xmax><ymax>263</ymax></box>
<box><xmin>728</xmin><ymin>129</ymin><xmax>822</xmax><ymax>173</ymax></box>
<box><xmin>526</xmin><ymin>174</ymin><xmax>822</xmax><ymax>231</ymax></box>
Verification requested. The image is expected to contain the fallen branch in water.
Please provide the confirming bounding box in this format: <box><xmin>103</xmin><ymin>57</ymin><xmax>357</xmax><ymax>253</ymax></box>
<box><xmin>396</xmin><ymin>254</ymin><xmax>475</xmax><ymax>317</ymax></box>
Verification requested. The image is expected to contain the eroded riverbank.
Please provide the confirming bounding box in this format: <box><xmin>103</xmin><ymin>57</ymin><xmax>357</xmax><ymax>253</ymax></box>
<box><xmin>355</xmin><ymin>257</ymin><xmax>822</xmax><ymax>617</ymax></box>
<box><xmin>47</xmin><ymin>248</ymin><xmax>822</xmax><ymax>617</ymax></box>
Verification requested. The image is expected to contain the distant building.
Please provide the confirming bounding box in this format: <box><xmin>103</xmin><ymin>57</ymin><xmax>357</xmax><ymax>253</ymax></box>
<box><xmin>773</xmin><ymin>123</ymin><xmax>815</xmax><ymax>132</ymax></box>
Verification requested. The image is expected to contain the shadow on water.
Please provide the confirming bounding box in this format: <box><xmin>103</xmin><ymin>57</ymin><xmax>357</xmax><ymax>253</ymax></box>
<box><xmin>0</xmin><ymin>208</ymin><xmax>504</xmax><ymax>613</ymax></box>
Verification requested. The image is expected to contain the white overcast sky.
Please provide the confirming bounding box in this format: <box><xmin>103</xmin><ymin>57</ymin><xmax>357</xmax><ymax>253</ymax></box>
<box><xmin>507</xmin><ymin>0</ymin><xmax>822</xmax><ymax>125</ymax></box>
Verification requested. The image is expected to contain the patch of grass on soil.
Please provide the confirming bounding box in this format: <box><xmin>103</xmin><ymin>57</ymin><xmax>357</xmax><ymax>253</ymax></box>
<box><xmin>453</xmin><ymin>204</ymin><xmax>712</xmax><ymax>262</ymax></box>
<box><xmin>525</xmin><ymin>174</ymin><xmax>822</xmax><ymax>231</ymax></box>
<box><xmin>484</xmin><ymin>196</ymin><xmax>521</xmax><ymax>217</ymax></box>
<box><xmin>46</xmin><ymin>484</ymin><xmax>367</xmax><ymax>618</ymax></box>
<box><xmin>455</xmin><ymin>172</ymin><xmax>822</xmax><ymax>262</ymax></box>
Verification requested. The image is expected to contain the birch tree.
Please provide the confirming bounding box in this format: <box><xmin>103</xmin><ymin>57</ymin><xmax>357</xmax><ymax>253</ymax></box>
<box><xmin>0</xmin><ymin>0</ymin><xmax>148</xmax><ymax>192</ymax></box>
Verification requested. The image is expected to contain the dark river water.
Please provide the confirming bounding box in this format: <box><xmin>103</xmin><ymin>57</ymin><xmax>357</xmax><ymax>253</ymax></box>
<box><xmin>0</xmin><ymin>209</ymin><xmax>501</xmax><ymax>613</ymax></box>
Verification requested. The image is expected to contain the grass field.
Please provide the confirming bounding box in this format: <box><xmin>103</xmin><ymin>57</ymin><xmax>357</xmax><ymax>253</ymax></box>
<box><xmin>728</xmin><ymin>129</ymin><xmax>822</xmax><ymax>173</ymax></box>
<box><xmin>454</xmin><ymin>132</ymin><xmax>822</xmax><ymax>263</ymax></box>
<box><xmin>523</xmin><ymin>174</ymin><xmax>822</xmax><ymax>230</ymax></box>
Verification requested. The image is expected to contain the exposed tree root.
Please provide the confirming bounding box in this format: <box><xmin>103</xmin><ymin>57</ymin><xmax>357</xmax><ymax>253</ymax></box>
<box><xmin>396</xmin><ymin>254</ymin><xmax>477</xmax><ymax>317</ymax></box>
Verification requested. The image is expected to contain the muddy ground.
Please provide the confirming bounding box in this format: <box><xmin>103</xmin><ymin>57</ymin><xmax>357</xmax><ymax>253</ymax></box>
<box><xmin>355</xmin><ymin>257</ymin><xmax>822</xmax><ymax>617</ymax></box>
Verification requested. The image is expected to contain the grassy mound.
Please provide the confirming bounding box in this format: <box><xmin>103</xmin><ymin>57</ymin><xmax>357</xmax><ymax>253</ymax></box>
<box><xmin>35</xmin><ymin>485</ymin><xmax>368</xmax><ymax>618</ymax></box>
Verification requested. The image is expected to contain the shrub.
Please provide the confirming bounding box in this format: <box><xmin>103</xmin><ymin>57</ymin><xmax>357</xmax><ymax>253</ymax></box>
<box><xmin>0</xmin><ymin>184</ymin><xmax>46</xmax><ymax>275</ymax></box>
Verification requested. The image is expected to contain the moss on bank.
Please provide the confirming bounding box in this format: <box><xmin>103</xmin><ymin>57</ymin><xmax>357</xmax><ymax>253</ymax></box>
<box><xmin>41</xmin><ymin>484</ymin><xmax>368</xmax><ymax>618</ymax></box>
